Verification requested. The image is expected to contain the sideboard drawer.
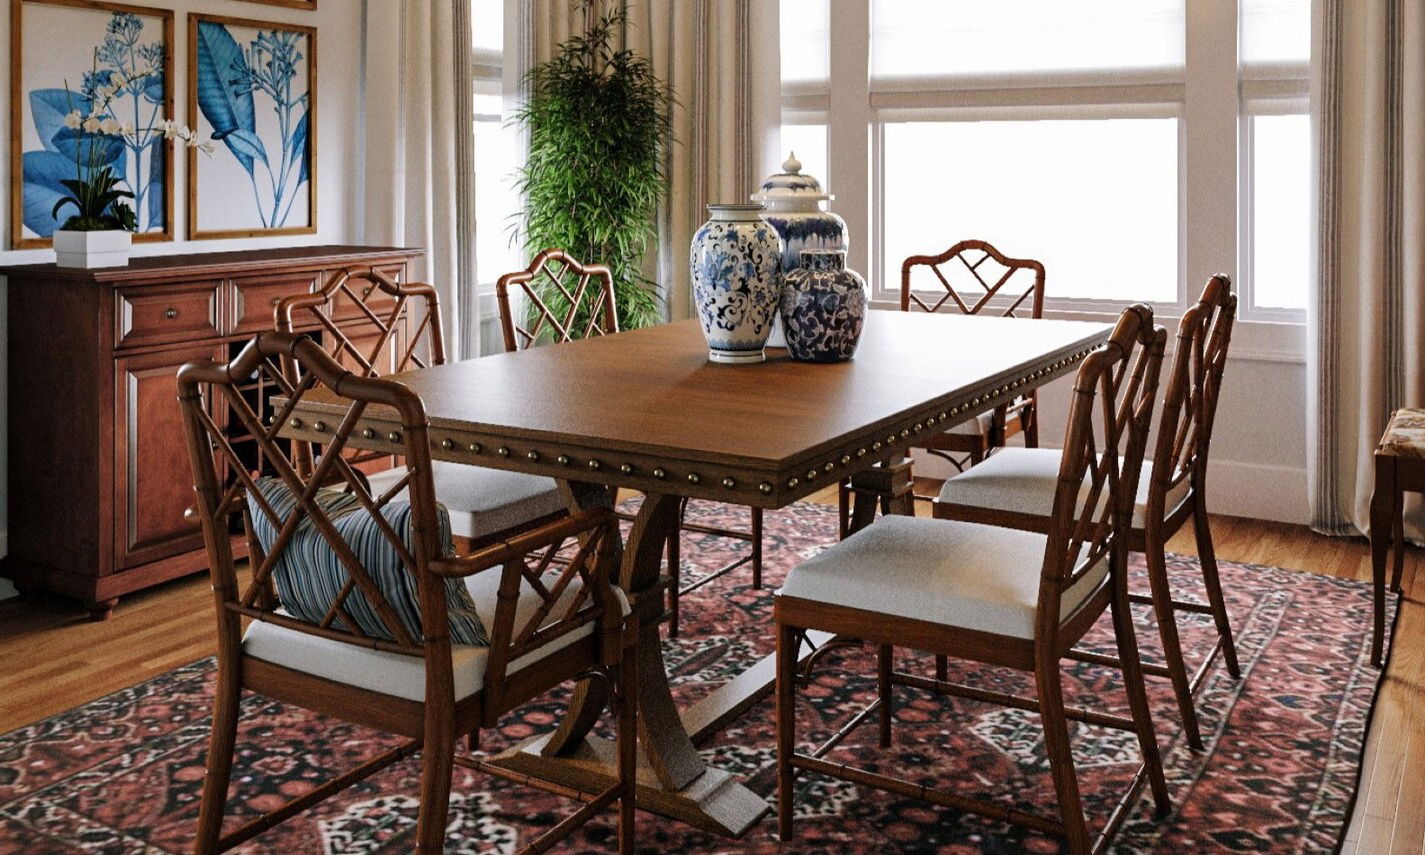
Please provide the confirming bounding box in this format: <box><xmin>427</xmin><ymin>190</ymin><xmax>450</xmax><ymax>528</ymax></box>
<box><xmin>232</xmin><ymin>272</ymin><xmax>319</xmax><ymax>334</ymax></box>
<box><xmin>116</xmin><ymin>283</ymin><xmax>220</xmax><ymax>348</ymax></box>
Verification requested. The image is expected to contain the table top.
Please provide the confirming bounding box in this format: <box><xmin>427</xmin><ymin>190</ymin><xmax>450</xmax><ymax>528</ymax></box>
<box><xmin>287</xmin><ymin>311</ymin><xmax>1111</xmax><ymax>507</ymax></box>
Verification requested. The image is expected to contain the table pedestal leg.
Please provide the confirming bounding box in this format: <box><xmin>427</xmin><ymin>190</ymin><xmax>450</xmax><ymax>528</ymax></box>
<box><xmin>487</xmin><ymin>487</ymin><xmax>772</xmax><ymax>837</ymax></box>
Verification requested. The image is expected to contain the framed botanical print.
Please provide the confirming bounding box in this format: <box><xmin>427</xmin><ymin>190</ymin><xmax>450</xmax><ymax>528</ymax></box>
<box><xmin>187</xmin><ymin>14</ymin><xmax>316</xmax><ymax>239</ymax></box>
<box><xmin>9</xmin><ymin>0</ymin><xmax>176</xmax><ymax>248</ymax></box>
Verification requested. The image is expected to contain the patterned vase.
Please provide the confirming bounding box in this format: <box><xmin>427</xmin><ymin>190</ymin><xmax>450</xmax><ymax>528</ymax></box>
<box><xmin>779</xmin><ymin>249</ymin><xmax>867</xmax><ymax>363</ymax></box>
<box><xmin>752</xmin><ymin>152</ymin><xmax>848</xmax><ymax>273</ymax></box>
<box><xmin>690</xmin><ymin>203</ymin><xmax>784</xmax><ymax>364</ymax></box>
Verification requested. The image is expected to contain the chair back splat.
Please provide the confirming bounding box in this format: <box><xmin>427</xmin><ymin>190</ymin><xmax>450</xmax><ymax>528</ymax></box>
<box><xmin>901</xmin><ymin>238</ymin><xmax>1045</xmax><ymax>318</ymax></box>
<box><xmin>496</xmin><ymin>248</ymin><xmax>619</xmax><ymax>351</ymax></box>
<box><xmin>1042</xmin><ymin>304</ymin><xmax>1166</xmax><ymax>631</ymax></box>
<box><xmin>1148</xmin><ymin>274</ymin><xmax>1237</xmax><ymax>520</ymax></box>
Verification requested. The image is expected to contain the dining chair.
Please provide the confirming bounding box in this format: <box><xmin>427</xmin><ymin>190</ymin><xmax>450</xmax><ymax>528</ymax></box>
<box><xmin>276</xmin><ymin>267</ymin><xmax>566</xmax><ymax>548</ymax></box>
<box><xmin>496</xmin><ymin>248</ymin><xmax>765</xmax><ymax>639</ymax></box>
<box><xmin>836</xmin><ymin>239</ymin><xmax>1046</xmax><ymax>526</ymax></box>
<box><xmin>179</xmin><ymin>332</ymin><xmax>637</xmax><ymax>854</ymax></box>
<box><xmin>1369</xmin><ymin>409</ymin><xmax>1423</xmax><ymax>666</ymax></box>
<box><xmin>935</xmin><ymin>275</ymin><xmax>1240</xmax><ymax>752</ymax></box>
<box><xmin>776</xmin><ymin>305</ymin><xmax>1169</xmax><ymax>855</ymax></box>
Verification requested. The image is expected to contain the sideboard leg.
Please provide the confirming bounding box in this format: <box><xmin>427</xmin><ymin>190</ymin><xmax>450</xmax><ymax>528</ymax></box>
<box><xmin>88</xmin><ymin>598</ymin><xmax>119</xmax><ymax>621</ymax></box>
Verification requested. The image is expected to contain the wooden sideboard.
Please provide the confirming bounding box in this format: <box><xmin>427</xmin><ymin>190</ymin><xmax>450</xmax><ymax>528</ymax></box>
<box><xmin>0</xmin><ymin>245</ymin><xmax>424</xmax><ymax>619</ymax></box>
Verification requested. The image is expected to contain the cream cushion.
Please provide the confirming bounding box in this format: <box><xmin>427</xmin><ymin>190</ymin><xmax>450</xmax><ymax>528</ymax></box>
<box><xmin>935</xmin><ymin>447</ymin><xmax>1190</xmax><ymax>528</ymax></box>
<box><xmin>777</xmin><ymin>515</ymin><xmax>1107</xmax><ymax>639</ymax></box>
<box><xmin>366</xmin><ymin>461</ymin><xmax>565</xmax><ymax>540</ymax></box>
<box><xmin>942</xmin><ymin>409</ymin><xmax>996</xmax><ymax>437</ymax></box>
<box><xmin>243</xmin><ymin>570</ymin><xmax>629</xmax><ymax>702</ymax></box>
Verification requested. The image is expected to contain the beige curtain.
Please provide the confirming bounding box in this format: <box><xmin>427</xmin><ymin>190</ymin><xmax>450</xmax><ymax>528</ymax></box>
<box><xmin>362</xmin><ymin>0</ymin><xmax>479</xmax><ymax>356</ymax></box>
<box><xmin>1309</xmin><ymin>0</ymin><xmax>1425</xmax><ymax>536</ymax></box>
<box><xmin>531</xmin><ymin>0</ymin><xmax>781</xmax><ymax>321</ymax></box>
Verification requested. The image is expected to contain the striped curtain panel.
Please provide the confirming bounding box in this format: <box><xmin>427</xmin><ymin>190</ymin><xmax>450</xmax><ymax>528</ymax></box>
<box><xmin>1310</xmin><ymin>0</ymin><xmax>1425</xmax><ymax>536</ymax></box>
<box><xmin>362</xmin><ymin>0</ymin><xmax>479</xmax><ymax>357</ymax></box>
<box><xmin>531</xmin><ymin>0</ymin><xmax>781</xmax><ymax>322</ymax></box>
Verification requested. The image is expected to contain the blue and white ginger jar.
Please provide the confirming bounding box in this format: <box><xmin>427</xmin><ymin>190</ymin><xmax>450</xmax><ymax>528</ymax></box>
<box><xmin>779</xmin><ymin>249</ymin><xmax>866</xmax><ymax>363</ymax></box>
<box><xmin>753</xmin><ymin>152</ymin><xmax>848</xmax><ymax>274</ymax></box>
<box><xmin>690</xmin><ymin>203</ymin><xmax>784</xmax><ymax>364</ymax></box>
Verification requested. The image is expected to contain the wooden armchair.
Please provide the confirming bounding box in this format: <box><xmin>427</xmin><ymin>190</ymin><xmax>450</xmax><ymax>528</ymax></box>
<box><xmin>936</xmin><ymin>276</ymin><xmax>1240</xmax><ymax>751</ymax></box>
<box><xmin>496</xmin><ymin>249</ymin><xmax>765</xmax><ymax>639</ymax></box>
<box><xmin>179</xmin><ymin>332</ymin><xmax>636</xmax><ymax>853</ymax></box>
<box><xmin>277</xmin><ymin>267</ymin><xmax>566</xmax><ymax>547</ymax></box>
<box><xmin>776</xmin><ymin>305</ymin><xmax>1168</xmax><ymax>854</ymax></box>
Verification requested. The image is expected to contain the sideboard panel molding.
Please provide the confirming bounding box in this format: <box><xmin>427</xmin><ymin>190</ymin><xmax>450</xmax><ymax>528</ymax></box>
<box><xmin>1</xmin><ymin>245</ymin><xmax>424</xmax><ymax>619</ymax></box>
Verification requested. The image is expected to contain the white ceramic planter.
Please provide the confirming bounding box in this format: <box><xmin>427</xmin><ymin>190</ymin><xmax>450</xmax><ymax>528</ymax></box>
<box><xmin>53</xmin><ymin>229</ymin><xmax>132</xmax><ymax>269</ymax></box>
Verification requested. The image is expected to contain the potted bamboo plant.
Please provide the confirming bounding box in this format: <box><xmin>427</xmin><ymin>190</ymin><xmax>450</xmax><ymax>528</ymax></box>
<box><xmin>516</xmin><ymin>2</ymin><xmax>673</xmax><ymax>331</ymax></box>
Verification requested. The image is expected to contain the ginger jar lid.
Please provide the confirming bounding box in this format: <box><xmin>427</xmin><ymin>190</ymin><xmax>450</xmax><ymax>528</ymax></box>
<box><xmin>751</xmin><ymin>152</ymin><xmax>833</xmax><ymax>209</ymax></box>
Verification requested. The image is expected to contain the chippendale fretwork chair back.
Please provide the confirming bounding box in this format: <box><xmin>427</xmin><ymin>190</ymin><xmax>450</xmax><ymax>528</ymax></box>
<box><xmin>280</xmin><ymin>268</ymin><xmax>568</xmax><ymax>549</ymax></box>
<box><xmin>934</xmin><ymin>274</ymin><xmax>1240</xmax><ymax>753</ymax></box>
<box><xmin>904</xmin><ymin>238</ymin><xmax>1047</xmax><ymax>458</ymax></box>
<box><xmin>776</xmin><ymin>305</ymin><xmax>1169</xmax><ymax>854</ymax></box>
<box><xmin>495</xmin><ymin>248</ymin><xmax>619</xmax><ymax>351</ymax></box>
<box><xmin>276</xmin><ymin>267</ymin><xmax>445</xmax><ymax>475</ymax></box>
<box><xmin>495</xmin><ymin>248</ymin><xmax>765</xmax><ymax>639</ymax></box>
<box><xmin>178</xmin><ymin>332</ymin><xmax>636</xmax><ymax>854</ymax></box>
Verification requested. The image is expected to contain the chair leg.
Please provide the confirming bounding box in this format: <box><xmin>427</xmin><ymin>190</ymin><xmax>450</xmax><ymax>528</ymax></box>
<box><xmin>837</xmin><ymin>479</ymin><xmax>851</xmax><ymax>539</ymax></box>
<box><xmin>934</xmin><ymin>655</ymin><xmax>948</xmax><ymax>683</ymax></box>
<box><xmin>1391</xmin><ymin>491</ymin><xmax>1407</xmax><ymax>594</ymax></box>
<box><xmin>1034</xmin><ymin>660</ymin><xmax>1092</xmax><ymax>854</ymax></box>
<box><xmin>1023</xmin><ymin>396</ymin><xmax>1040</xmax><ymax>448</ymax></box>
<box><xmin>1143</xmin><ymin>534</ymin><xmax>1203</xmax><ymax>751</ymax></box>
<box><xmin>777</xmin><ymin>623</ymin><xmax>801</xmax><ymax>841</ymax></box>
<box><xmin>1109</xmin><ymin>561</ymin><xmax>1171</xmax><ymax>817</ymax></box>
<box><xmin>194</xmin><ymin>660</ymin><xmax>241</xmax><ymax>854</ymax></box>
<box><xmin>877</xmin><ymin>644</ymin><xmax>893</xmax><ymax>748</ymax></box>
<box><xmin>1191</xmin><ymin>494</ymin><xmax>1240</xmax><ymax>679</ymax></box>
<box><xmin>615</xmin><ymin>653</ymin><xmax>638</xmax><ymax>855</ymax></box>
<box><xmin>414</xmin><ymin>711</ymin><xmax>456</xmax><ymax>853</ymax></box>
<box><xmin>751</xmin><ymin>507</ymin><xmax>764</xmax><ymax>590</ymax></box>
<box><xmin>466</xmin><ymin>729</ymin><xmax>480</xmax><ymax>754</ymax></box>
<box><xmin>1369</xmin><ymin>460</ymin><xmax>1395</xmax><ymax>668</ymax></box>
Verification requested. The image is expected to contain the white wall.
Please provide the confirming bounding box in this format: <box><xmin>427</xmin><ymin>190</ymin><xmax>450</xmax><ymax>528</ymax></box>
<box><xmin>0</xmin><ymin>0</ymin><xmax>366</xmax><ymax>598</ymax></box>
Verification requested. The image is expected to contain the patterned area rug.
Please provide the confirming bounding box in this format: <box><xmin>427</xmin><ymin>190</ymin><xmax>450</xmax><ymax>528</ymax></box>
<box><xmin>0</xmin><ymin>500</ymin><xmax>1395</xmax><ymax>854</ymax></box>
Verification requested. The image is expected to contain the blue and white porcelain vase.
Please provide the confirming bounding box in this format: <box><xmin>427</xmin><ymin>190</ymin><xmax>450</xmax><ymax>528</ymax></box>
<box><xmin>690</xmin><ymin>203</ymin><xmax>784</xmax><ymax>364</ymax></box>
<box><xmin>779</xmin><ymin>249</ymin><xmax>867</xmax><ymax>363</ymax></box>
<box><xmin>752</xmin><ymin>152</ymin><xmax>848</xmax><ymax>273</ymax></box>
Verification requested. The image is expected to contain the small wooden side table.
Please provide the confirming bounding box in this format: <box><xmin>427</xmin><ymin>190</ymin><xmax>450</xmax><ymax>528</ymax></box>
<box><xmin>1369</xmin><ymin>408</ymin><xmax>1425</xmax><ymax>666</ymax></box>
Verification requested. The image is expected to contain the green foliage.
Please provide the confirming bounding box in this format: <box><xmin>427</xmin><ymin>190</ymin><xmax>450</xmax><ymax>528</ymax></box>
<box><xmin>515</xmin><ymin>2</ymin><xmax>672</xmax><ymax>332</ymax></box>
<box><xmin>52</xmin><ymin>165</ymin><xmax>136</xmax><ymax>231</ymax></box>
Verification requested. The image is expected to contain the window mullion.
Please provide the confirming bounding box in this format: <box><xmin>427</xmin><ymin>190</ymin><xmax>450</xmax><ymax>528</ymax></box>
<box><xmin>828</xmin><ymin>0</ymin><xmax>873</xmax><ymax>286</ymax></box>
<box><xmin>1182</xmin><ymin>0</ymin><xmax>1240</xmax><ymax>307</ymax></box>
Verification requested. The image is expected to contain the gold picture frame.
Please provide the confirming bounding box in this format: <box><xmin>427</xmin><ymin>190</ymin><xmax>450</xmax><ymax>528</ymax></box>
<box><xmin>9</xmin><ymin>0</ymin><xmax>176</xmax><ymax>249</ymax></box>
<box><xmin>186</xmin><ymin>12</ymin><xmax>316</xmax><ymax>240</ymax></box>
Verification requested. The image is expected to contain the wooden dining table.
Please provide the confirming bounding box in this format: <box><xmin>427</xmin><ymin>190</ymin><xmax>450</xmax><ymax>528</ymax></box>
<box><xmin>281</xmin><ymin>309</ymin><xmax>1113</xmax><ymax>838</ymax></box>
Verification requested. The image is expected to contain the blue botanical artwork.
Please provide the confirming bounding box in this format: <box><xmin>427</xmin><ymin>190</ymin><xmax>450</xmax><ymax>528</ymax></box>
<box><xmin>13</xmin><ymin>3</ymin><xmax>174</xmax><ymax>246</ymax></box>
<box><xmin>191</xmin><ymin>17</ymin><xmax>314</xmax><ymax>236</ymax></box>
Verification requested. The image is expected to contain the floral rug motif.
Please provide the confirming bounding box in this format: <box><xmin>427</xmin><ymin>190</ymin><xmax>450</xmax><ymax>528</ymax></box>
<box><xmin>0</xmin><ymin>500</ymin><xmax>1396</xmax><ymax>853</ymax></box>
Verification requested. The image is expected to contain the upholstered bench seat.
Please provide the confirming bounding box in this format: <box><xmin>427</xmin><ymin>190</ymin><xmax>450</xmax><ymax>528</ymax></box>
<box><xmin>243</xmin><ymin>571</ymin><xmax>629</xmax><ymax>702</ymax></box>
<box><xmin>935</xmin><ymin>447</ymin><xmax>1190</xmax><ymax>528</ymax></box>
<box><xmin>366</xmin><ymin>461</ymin><xmax>565</xmax><ymax>541</ymax></box>
<box><xmin>778</xmin><ymin>514</ymin><xmax>1107</xmax><ymax>639</ymax></box>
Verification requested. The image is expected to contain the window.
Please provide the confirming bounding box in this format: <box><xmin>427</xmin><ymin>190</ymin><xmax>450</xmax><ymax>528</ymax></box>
<box><xmin>472</xmin><ymin>1</ymin><xmax>524</xmax><ymax>292</ymax></box>
<box><xmin>779</xmin><ymin>0</ymin><xmax>1314</xmax><ymax>322</ymax></box>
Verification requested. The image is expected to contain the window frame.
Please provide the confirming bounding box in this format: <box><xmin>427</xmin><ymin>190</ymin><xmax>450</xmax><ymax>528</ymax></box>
<box><xmin>782</xmin><ymin>0</ymin><xmax>1311</xmax><ymax>362</ymax></box>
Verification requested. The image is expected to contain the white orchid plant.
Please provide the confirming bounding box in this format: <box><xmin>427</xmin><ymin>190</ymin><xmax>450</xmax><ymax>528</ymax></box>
<box><xmin>53</xmin><ymin>54</ymin><xmax>212</xmax><ymax>232</ymax></box>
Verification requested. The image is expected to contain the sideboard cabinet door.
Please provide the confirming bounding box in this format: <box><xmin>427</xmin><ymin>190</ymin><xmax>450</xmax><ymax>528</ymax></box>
<box><xmin>114</xmin><ymin>344</ymin><xmax>222</xmax><ymax>571</ymax></box>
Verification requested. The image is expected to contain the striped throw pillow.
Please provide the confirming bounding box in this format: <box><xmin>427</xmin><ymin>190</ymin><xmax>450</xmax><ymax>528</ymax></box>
<box><xmin>246</xmin><ymin>476</ymin><xmax>488</xmax><ymax>646</ymax></box>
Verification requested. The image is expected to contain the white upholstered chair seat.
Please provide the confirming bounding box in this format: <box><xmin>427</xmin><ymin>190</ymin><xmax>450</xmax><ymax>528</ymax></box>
<box><xmin>940</xmin><ymin>409</ymin><xmax>996</xmax><ymax>437</ymax></box>
<box><xmin>777</xmin><ymin>515</ymin><xmax>1107</xmax><ymax>639</ymax></box>
<box><xmin>935</xmin><ymin>447</ymin><xmax>1189</xmax><ymax>529</ymax></box>
<box><xmin>366</xmin><ymin>461</ymin><xmax>565</xmax><ymax>540</ymax></box>
<box><xmin>243</xmin><ymin>571</ymin><xmax>629</xmax><ymax>703</ymax></box>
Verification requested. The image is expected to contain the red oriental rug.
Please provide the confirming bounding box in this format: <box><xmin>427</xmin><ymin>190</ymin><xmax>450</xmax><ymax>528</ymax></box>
<box><xmin>0</xmin><ymin>500</ymin><xmax>1396</xmax><ymax>853</ymax></box>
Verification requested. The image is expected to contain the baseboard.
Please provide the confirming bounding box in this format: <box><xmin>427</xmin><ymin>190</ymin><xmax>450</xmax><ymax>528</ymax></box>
<box><xmin>908</xmin><ymin>451</ymin><xmax>1310</xmax><ymax>526</ymax></box>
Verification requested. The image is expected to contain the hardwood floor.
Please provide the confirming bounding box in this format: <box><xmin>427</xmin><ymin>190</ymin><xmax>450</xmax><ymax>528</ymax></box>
<box><xmin>0</xmin><ymin>486</ymin><xmax>1420</xmax><ymax>851</ymax></box>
